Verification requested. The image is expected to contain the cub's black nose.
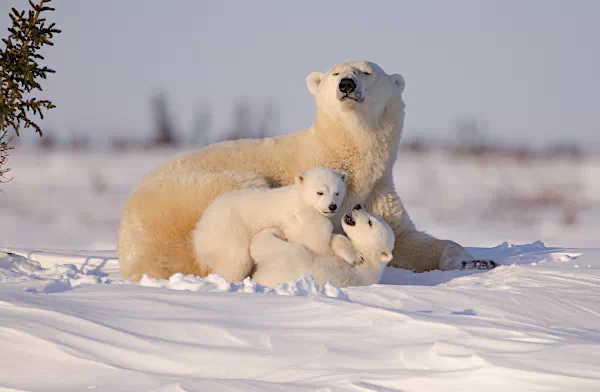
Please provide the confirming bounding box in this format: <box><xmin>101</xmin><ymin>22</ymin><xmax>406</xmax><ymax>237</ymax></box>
<box><xmin>353</xmin><ymin>204</ymin><xmax>362</xmax><ymax>210</ymax></box>
<box><xmin>329</xmin><ymin>203</ymin><xmax>337</xmax><ymax>212</ymax></box>
<box><xmin>339</xmin><ymin>78</ymin><xmax>356</xmax><ymax>94</ymax></box>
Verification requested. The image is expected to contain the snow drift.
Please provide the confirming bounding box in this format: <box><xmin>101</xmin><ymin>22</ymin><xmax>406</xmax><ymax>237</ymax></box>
<box><xmin>1</xmin><ymin>243</ymin><xmax>599</xmax><ymax>391</ymax></box>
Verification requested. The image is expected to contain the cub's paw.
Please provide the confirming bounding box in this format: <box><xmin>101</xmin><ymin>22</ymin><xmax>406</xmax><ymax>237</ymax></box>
<box><xmin>331</xmin><ymin>234</ymin><xmax>362</xmax><ymax>266</ymax></box>
<box><xmin>341</xmin><ymin>252</ymin><xmax>364</xmax><ymax>266</ymax></box>
<box><xmin>460</xmin><ymin>260</ymin><xmax>497</xmax><ymax>270</ymax></box>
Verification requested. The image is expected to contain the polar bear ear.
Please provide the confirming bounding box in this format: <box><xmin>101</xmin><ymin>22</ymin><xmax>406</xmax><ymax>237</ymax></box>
<box><xmin>338</xmin><ymin>171</ymin><xmax>349</xmax><ymax>183</ymax></box>
<box><xmin>294</xmin><ymin>172</ymin><xmax>305</xmax><ymax>185</ymax></box>
<box><xmin>390</xmin><ymin>74</ymin><xmax>405</xmax><ymax>93</ymax></box>
<box><xmin>306</xmin><ymin>72</ymin><xmax>324</xmax><ymax>96</ymax></box>
<box><xmin>381</xmin><ymin>251</ymin><xmax>393</xmax><ymax>263</ymax></box>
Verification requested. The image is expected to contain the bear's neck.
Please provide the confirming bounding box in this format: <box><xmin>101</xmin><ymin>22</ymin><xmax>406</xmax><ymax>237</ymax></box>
<box><xmin>312</xmin><ymin>102</ymin><xmax>404</xmax><ymax>197</ymax></box>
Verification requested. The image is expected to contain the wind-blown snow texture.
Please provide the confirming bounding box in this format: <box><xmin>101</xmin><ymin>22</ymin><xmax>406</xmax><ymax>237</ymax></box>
<box><xmin>1</xmin><ymin>243</ymin><xmax>599</xmax><ymax>391</ymax></box>
<box><xmin>1</xmin><ymin>148</ymin><xmax>599</xmax><ymax>390</ymax></box>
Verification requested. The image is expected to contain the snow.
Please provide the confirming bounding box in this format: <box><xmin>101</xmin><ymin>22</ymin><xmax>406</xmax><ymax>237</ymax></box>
<box><xmin>1</xmin><ymin>148</ymin><xmax>599</xmax><ymax>390</ymax></box>
<box><xmin>1</xmin><ymin>243</ymin><xmax>599</xmax><ymax>391</ymax></box>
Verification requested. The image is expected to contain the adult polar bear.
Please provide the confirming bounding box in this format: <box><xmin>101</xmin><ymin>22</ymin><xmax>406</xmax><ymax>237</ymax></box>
<box><xmin>118</xmin><ymin>60</ymin><xmax>481</xmax><ymax>281</ymax></box>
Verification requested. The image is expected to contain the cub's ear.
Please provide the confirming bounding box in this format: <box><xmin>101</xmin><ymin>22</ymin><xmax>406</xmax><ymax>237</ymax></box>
<box><xmin>338</xmin><ymin>171</ymin><xmax>349</xmax><ymax>183</ymax></box>
<box><xmin>389</xmin><ymin>74</ymin><xmax>405</xmax><ymax>93</ymax></box>
<box><xmin>306</xmin><ymin>72</ymin><xmax>324</xmax><ymax>96</ymax></box>
<box><xmin>381</xmin><ymin>250</ymin><xmax>393</xmax><ymax>263</ymax></box>
<box><xmin>294</xmin><ymin>172</ymin><xmax>305</xmax><ymax>185</ymax></box>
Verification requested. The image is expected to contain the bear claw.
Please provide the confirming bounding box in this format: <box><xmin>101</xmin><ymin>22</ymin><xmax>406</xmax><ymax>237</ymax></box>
<box><xmin>461</xmin><ymin>260</ymin><xmax>497</xmax><ymax>270</ymax></box>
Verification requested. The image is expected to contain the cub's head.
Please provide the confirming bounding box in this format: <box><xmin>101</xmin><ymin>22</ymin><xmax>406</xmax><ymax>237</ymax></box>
<box><xmin>306</xmin><ymin>60</ymin><xmax>405</xmax><ymax>126</ymax></box>
<box><xmin>341</xmin><ymin>204</ymin><xmax>395</xmax><ymax>264</ymax></box>
<box><xmin>294</xmin><ymin>167</ymin><xmax>347</xmax><ymax>217</ymax></box>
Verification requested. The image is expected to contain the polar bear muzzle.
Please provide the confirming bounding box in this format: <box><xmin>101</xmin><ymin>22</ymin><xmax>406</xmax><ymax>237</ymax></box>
<box><xmin>339</xmin><ymin>78</ymin><xmax>356</xmax><ymax>94</ymax></box>
<box><xmin>338</xmin><ymin>77</ymin><xmax>363</xmax><ymax>103</ymax></box>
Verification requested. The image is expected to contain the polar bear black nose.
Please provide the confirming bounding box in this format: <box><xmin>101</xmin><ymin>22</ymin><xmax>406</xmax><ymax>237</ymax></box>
<box><xmin>329</xmin><ymin>203</ymin><xmax>337</xmax><ymax>212</ymax></box>
<box><xmin>339</xmin><ymin>78</ymin><xmax>356</xmax><ymax>94</ymax></box>
<box><xmin>353</xmin><ymin>204</ymin><xmax>362</xmax><ymax>210</ymax></box>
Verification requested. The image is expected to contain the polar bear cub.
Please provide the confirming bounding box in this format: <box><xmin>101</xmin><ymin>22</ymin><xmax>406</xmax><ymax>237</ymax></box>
<box><xmin>250</xmin><ymin>204</ymin><xmax>395</xmax><ymax>288</ymax></box>
<box><xmin>191</xmin><ymin>167</ymin><xmax>347</xmax><ymax>283</ymax></box>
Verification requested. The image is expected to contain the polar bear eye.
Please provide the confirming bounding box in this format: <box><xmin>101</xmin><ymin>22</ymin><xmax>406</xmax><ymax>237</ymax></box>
<box><xmin>368</xmin><ymin>220</ymin><xmax>372</xmax><ymax>227</ymax></box>
<box><xmin>317</xmin><ymin>192</ymin><xmax>324</xmax><ymax>196</ymax></box>
<box><xmin>363</xmin><ymin>71</ymin><xmax>372</xmax><ymax>76</ymax></box>
<box><xmin>332</xmin><ymin>72</ymin><xmax>339</xmax><ymax>76</ymax></box>
<box><xmin>335</xmin><ymin>192</ymin><xmax>339</xmax><ymax>196</ymax></box>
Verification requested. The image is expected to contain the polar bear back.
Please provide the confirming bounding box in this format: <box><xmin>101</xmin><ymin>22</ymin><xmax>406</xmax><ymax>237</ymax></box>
<box><xmin>200</xmin><ymin>186</ymin><xmax>301</xmax><ymax>234</ymax></box>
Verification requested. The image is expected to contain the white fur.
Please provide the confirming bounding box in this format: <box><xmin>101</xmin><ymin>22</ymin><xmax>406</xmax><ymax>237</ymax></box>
<box><xmin>191</xmin><ymin>167</ymin><xmax>347</xmax><ymax>283</ymax></box>
<box><xmin>251</xmin><ymin>207</ymin><xmax>395</xmax><ymax>288</ymax></box>
<box><xmin>118</xmin><ymin>60</ymin><xmax>478</xmax><ymax>282</ymax></box>
<box><xmin>307</xmin><ymin>61</ymin><xmax>405</xmax><ymax>131</ymax></box>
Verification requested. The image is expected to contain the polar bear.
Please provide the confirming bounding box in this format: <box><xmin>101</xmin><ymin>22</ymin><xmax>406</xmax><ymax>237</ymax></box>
<box><xmin>191</xmin><ymin>167</ymin><xmax>347</xmax><ymax>283</ymax></box>
<box><xmin>251</xmin><ymin>204</ymin><xmax>395</xmax><ymax>288</ymax></box>
<box><xmin>118</xmin><ymin>60</ymin><xmax>490</xmax><ymax>281</ymax></box>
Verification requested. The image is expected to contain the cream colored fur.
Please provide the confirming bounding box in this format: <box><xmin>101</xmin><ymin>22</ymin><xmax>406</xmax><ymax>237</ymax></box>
<box><xmin>118</xmin><ymin>60</ymin><xmax>474</xmax><ymax>281</ymax></box>
<box><xmin>250</xmin><ymin>207</ymin><xmax>394</xmax><ymax>288</ymax></box>
<box><xmin>281</xmin><ymin>206</ymin><xmax>362</xmax><ymax>266</ymax></box>
<box><xmin>191</xmin><ymin>168</ymin><xmax>346</xmax><ymax>283</ymax></box>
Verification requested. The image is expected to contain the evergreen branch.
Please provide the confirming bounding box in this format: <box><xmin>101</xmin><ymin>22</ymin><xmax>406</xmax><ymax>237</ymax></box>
<box><xmin>0</xmin><ymin>0</ymin><xmax>60</xmax><ymax>186</ymax></box>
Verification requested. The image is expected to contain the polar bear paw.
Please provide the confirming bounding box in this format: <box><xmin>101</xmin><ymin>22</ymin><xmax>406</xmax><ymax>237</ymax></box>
<box><xmin>460</xmin><ymin>260</ymin><xmax>497</xmax><ymax>270</ymax></box>
<box><xmin>339</xmin><ymin>250</ymin><xmax>364</xmax><ymax>266</ymax></box>
<box><xmin>331</xmin><ymin>234</ymin><xmax>363</xmax><ymax>266</ymax></box>
<box><xmin>439</xmin><ymin>240</ymin><xmax>497</xmax><ymax>271</ymax></box>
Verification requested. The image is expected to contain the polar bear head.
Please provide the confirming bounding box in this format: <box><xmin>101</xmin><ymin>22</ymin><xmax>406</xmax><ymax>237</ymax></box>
<box><xmin>306</xmin><ymin>60</ymin><xmax>405</xmax><ymax>129</ymax></box>
<box><xmin>341</xmin><ymin>204</ymin><xmax>395</xmax><ymax>264</ymax></box>
<box><xmin>294</xmin><ymin>167</ymin><xmax>348</xmax><ymax>217</ymax></box>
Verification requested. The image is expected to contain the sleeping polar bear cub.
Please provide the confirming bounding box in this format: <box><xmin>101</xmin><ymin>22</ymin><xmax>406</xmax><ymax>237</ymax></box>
<box><xmin>251</xmin><ymin>204</ymin><xmax>395</xmax><ymax>288</ymax></box>
<box><xmin>191</xmin><ymin>167</ymin><xmax>347</xmax><ymax>283</ymax></box>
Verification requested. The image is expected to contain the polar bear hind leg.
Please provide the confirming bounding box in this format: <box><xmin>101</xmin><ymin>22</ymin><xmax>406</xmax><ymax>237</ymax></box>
<box><xmin>117</xmin><ymin>171</ymin><xmax>269</xmax><ymax>280</ymax></box>
<box><xmin>193</xmin><ymin>206</ymin><xmax>256</xmax><ymax>283</ymax></box>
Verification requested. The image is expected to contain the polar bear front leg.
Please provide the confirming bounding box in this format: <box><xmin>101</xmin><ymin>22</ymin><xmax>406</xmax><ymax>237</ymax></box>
<box><xmin>282</xmin><ymin>207</ymin><xmax>335</xmax><ymax>256</ymax></box>
<box><xmin>365</xmin><ymin>177</ymin><xmax>495</xmax><ymax>272</ymax></box>
<box><xmin>330</xmin><ymin>234</ymin><xmax>363</xmax><ymax>266</ymax></box>
<box><xmin>392</xmin><ymin>231</ymin><xmax>467</xmax><ymax>272</ymax></box>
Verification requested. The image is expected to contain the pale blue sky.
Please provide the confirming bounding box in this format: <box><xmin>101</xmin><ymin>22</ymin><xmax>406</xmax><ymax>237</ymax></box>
<box><xmin>2</xmin><ymin>0</ymin><xmax>599</xmax><ymax>148</ymax></box>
